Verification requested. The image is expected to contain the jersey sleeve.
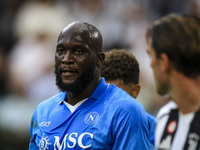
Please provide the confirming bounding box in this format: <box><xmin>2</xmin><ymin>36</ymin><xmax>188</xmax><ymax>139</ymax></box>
<box><xmin>147</xmin><ymin>113</ymin><xmax>156</xmax><ymax>146</ymax></box>
<box><xmin>28</xmin><ymin>108</ymin><xmax>39</xmax><ymax>150</ymax></box>
<box><xmin>112</xmin><ymin>103</ymin><xmax>151</xmax><ymax>150</ymax></box>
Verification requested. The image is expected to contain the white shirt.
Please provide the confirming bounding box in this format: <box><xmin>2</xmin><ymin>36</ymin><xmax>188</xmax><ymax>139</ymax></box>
<box><xmin>64</xmin><ymin>99</ymin><xmax>87</xmax><ymax>113</ymax></box>
<box><xmin>155</xmin><ymin>101</ymin><xmax>199</xmax><ymax>150</ymax></box>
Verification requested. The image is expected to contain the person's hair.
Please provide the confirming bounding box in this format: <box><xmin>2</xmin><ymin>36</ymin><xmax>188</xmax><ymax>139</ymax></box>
<box><xmin>146</xmin><ymin>13</ymin><xmax>200</xmax><ymax>78</ymax></box>
<box><xmin>101</xmin><ymin>49</ymin><xmax>139</xmax><ymax>84</ymax></box>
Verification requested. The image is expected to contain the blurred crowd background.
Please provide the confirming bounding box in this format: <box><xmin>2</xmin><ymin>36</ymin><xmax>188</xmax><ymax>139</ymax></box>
<box><xmin>0</xmin><ymin>0</ymin><xmax>200</xmax><ymax>149</ymax></box>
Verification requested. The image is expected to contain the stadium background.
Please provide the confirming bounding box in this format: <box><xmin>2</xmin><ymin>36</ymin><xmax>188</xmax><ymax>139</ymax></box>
<box><xmin>0</xmin><ymin>0</ymin><xmax>199</xmax><ymax>149</ymax></box>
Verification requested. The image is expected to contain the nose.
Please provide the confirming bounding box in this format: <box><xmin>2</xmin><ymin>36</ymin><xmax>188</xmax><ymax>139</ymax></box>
<box><xmin>62</xmin><ymin>51</ymin><xmax>75</xmax><ymax>65</ymax></box>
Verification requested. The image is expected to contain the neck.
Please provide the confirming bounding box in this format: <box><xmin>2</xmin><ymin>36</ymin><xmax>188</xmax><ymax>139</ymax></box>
<box><xmin>66</xmin><ymin>76</ymin><xmax>101</xmax><ymax>106</ymax></box>
<box><xmin>170</xmin><ymin>72</ymin><xmax>200</xmax><ymax>114</ymax></box>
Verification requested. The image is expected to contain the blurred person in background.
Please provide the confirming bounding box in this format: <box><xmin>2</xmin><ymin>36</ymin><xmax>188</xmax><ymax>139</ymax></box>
<box><xmin>107</xmin><ymin>0</ymin><xmax>169</xmax><ymax>116</ymax></box>
<box><xmin>0</xmin><ymin>1</ymin><xmax>34</xmax><ymax>150</ymax></box>
<box><xmin>9</xmin><ymin>0</ymin><xmax>67</xmax><ymax>102</ymax></box>
<box><xmin>0</xmin><ymin>48</ymin><xmax>10</xmax><ymax>98</ymax></box>
<box><xmin>29</xmin><ymin>21</ymin><xmax>151</xmax><ymax>150</ymax></box>
<box><xmin>101</xmin><ymin>49</ymin><xmax>156</xmax><ymax>147</ymax></box>
<box><xmin>146</xmin><ymin>13</ymin><xmax>200</xmax><ymax>150</ymax></box>
<box><xmin>0</xmin><ymin>0</ymin><xmax>67</xmax><ymax>149</ymax></box>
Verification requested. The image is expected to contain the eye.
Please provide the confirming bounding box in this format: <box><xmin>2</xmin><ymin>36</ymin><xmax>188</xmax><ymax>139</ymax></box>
<box><xmin>75</xmin><ymin>48</ymin><xmax>84</xmax><ymax>55</ymax></box>
<box><xmin>57</xmin><ymin>48</ymin><xmax>65</xmax><ymax>55</ymax></box>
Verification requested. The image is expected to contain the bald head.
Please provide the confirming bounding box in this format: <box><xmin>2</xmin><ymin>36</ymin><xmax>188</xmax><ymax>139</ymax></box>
<box><xmin>58</xmin><ymin>21</ymin><xmax>103</xmax><ymax>53</ymax></box>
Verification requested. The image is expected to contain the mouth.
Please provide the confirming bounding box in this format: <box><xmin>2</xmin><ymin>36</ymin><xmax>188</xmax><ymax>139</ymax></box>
<box><xmin>60</xmin><ymin>68</ymin><xmax>78</xmax><ymax>77</ymax></box>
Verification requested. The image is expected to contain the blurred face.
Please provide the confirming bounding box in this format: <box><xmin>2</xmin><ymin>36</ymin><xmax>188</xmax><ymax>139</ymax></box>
<box><xmin>146</xmin><ymin>37</ymin><xmax>169</xmax><ymax>95</ymax></box>
<box><xmin>55</xmin><ymin>24</ymin><xmax>96</xmax><ymax>93</ymax></box>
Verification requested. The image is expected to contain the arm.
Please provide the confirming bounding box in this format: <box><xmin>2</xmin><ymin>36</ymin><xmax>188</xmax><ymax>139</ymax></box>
<box><xmin>28</xmin><ymin>110</ymin><xmax>38</xmax><ymax>150</ymax></box>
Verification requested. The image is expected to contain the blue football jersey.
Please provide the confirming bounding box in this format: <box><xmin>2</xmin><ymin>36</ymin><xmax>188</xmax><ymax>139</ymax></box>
<box><xmin>29</xmin><ymin>78</ymin><xmax>151</xmax><ymax>150</ymax></box>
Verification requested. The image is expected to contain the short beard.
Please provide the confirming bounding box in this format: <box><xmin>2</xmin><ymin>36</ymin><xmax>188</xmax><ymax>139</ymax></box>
<box><xmin>54</xmin><ymin>63</ymin><xmax>95</xmax><ymax>95</ymax></box>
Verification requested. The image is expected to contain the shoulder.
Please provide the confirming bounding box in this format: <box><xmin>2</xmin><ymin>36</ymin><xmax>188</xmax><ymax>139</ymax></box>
<box><xmin>147</xmin><ymin>113</ymin><xmax>156</xmax><ymax>123</ymax></box>
<box><xmin>105</xmin><ymin>84</ymin><xmax>148</xmax><ymax>122</ymax></box>
<box><xmin>156</xmin><ymin>100</ymin><xmax>177</xmax><ymax>120</ymax></box>
<box><xmin>34</xmin><ymin>92</ymin><xmax>66</xmax><ymax>115</ymax></box>
<box><xmin>108</xmin><ymin>84</ymin><xmax>145</xmax><ymax>108</ymax></box>
<box><xmin>30</xmin><ymin>92</ymin><xmax>66</xmax><ymax>136</ymax></box>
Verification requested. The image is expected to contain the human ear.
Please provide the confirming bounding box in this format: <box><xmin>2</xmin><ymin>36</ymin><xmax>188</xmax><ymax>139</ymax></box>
<box><xmin>131</xmin><ymin>84</ymin><xmax>141</xmax><ymax>99</ymax></box>
<box><xmin>160</xmin><ymin>53</ymin><xmax>171</xmax><ymax>72</ymax></box>
<box><xmin>97</xmin><ymin>52</ymin><xmax>105</xmax><ymax>67</ymax></box>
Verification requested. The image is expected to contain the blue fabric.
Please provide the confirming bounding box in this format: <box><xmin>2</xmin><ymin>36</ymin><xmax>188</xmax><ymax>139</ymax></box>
<box><xmin>147</xmin><ymin>113</ymin><xmax>156</xmax><ymax>146</ymax></box>
<box><xmin>29</xmin><ymin>78</ymin><xmax>151</xmax><ymax>150</ymax></box>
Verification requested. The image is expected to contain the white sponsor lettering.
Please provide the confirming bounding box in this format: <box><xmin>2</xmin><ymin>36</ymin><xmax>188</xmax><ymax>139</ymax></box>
<box><xmin>67</xmin><ymin>132</ymin><xmax>77</xmax><ymax>148</ymax></box>
<box><xmin>54</xmin><ymin>134</ymin><xmax>68</xmax><ymax>150</ymax></box>
<box><xmin>54</xmin><ymin>132</ymin><xmax>93</xmax><ymax>149</ymax></box>
<box><xmin>39</xmin><ymin>122</ymin><xmax>51</xmax><ymax>127</ymax></box>
<box><xmin>78</xmin><ymin>132</ymin><xmax>93</xmax><ymax>148</ymax></box>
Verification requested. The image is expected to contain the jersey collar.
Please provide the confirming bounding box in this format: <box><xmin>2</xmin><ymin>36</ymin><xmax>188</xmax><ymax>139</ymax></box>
<box><xmin>89</xmin><ymin>77</ymin><xmax>109</xmax><ymax>100</ymax></box>
<box><xmin>59</xmin><ymin>77</ymin><xmax>108</xmax><ymax>104</ymax></box>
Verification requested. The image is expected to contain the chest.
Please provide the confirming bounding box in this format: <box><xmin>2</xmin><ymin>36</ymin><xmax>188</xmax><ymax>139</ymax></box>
<box><xmin>156</xmin><ymin>110</ymin><xmax>200</xmax><ymax>150</ymax></box>
<box><xmin>34</xmin><ymin>100</ymin><xmax>106</xmax><ymax>150</ymax></box>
